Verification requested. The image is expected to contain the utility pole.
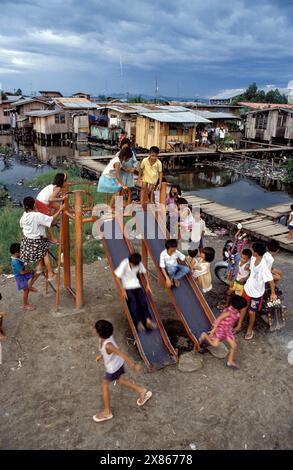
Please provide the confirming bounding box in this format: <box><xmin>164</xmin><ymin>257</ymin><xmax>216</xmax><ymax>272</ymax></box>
<box><xmin>155</xmin><ymin>77</ymin><xmax>159</xmax><ymax>104</ymax></box>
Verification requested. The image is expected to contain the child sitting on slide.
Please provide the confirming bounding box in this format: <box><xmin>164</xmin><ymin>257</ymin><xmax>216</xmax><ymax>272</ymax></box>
<box><xmin>160</xmin><ymin>239</ymin><xmax>190</xmax><ymax>288</ymax></box>
<box><xmin>114</xmin><ymin>253</ymin><xmax>156</xmax><ymax>332</ymax></box>
<box><xmin>188</xmin><ymin>247</ymin><xmax>215</xmax><ymax>293</ymax></box>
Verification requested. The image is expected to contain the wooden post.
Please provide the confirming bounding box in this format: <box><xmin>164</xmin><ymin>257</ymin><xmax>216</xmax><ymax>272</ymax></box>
<box><xmin>74</xmin><ymin>190</ymin><xmax>84</xmax><ymax>310</ymax></box>
<box><xmin>62</xmin><ymin>182</ymin><xmax>71</xmax><ymax>289</ymax></box>
<box><xmin>159</xmin><ymin>182</ymin><xmax>167</xmax><ymax>206</ymax></box>
<box><xmin>142</xmin><ymin>239</ymin><xmax>148</xmax><ymax>270</ymax></box>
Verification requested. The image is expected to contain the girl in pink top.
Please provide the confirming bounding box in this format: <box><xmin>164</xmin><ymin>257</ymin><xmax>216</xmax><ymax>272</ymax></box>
<box><xmin>199</xmin><ymin>295</ymin><xmax>247</xmax><ymax>369</ymax></box>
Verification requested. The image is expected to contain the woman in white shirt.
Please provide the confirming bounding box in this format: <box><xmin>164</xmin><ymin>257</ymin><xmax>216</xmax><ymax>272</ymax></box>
<box><xmin>20</xmin><ymin>196</ymin><xmax>64</xmax><ymax>281</ymax></box>
<box><xmin>36</xmin><ymin>173</ymin><xmax>67</xmax><ymax>244</ymax></box>
<box><xmin>97</xmin><ymin>148</ymin><xmax>128</xmax><ymax>209</ymax></box>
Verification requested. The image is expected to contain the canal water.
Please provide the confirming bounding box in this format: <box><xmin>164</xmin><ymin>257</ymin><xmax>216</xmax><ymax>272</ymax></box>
<box><xmin>166</xmin><ymin>168</ymin><xmax>293</xmax><ymax>212</ymax></box>
<box><xmin>1</xmin><ymin>135</ymin><xmax>292</xmax><ymax>210</ymax></box>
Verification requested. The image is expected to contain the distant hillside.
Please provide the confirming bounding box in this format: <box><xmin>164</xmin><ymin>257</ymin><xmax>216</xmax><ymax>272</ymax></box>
<box><xmin>94</xmin><ymin>92</ymin><xmax>209</xmax><ymax>103</ymax></box>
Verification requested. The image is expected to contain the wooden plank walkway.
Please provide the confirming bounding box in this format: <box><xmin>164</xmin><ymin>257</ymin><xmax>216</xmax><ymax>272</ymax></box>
<box><xmin>255</xmin><ymin>202</ymin><xmax>292</xmax><ymax>219</ymax></box>
<box><xmin>184</xmin><ymin>194</ymin><xmax>293</xmax><ymax>252</ymax></box>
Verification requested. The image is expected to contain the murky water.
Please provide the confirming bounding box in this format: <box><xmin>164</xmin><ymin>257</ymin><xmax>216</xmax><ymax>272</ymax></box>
<box><xmin>1</xmin><ymin>135</ymin><xmax>292</xmax><ymax>211</ymax></box>
<box><xmin>166</xmin><ymin>169</ymin><xmax>293</xmax><ymax>212</ymax></box>
<box><xmin>0</xmin><ymin>135</ymin><xmax>112</xmax><ymax>204</ymax></box>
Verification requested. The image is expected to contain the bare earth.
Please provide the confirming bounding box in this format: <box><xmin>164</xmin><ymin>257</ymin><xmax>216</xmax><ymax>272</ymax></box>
<box><xmin>0</xmin><ymin>237</ymin><xmax>292</xmax><ymax>450</ymax></box>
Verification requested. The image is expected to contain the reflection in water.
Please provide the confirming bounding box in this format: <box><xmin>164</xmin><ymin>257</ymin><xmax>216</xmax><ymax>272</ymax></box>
<box><xmin>166</xmin><ymin>167</ymin><xmax>240</xmax><ymax>190</ymax></box>
<box><xmin>167</xmin><ymin>170</ymin><xmax>292</xmax><ymax>211</ymax></box>
<box><xmin>0</xmin><ymin>135</ymin><xmax>112</xmax><ymax>167</ymax></box>
<box><xmin>1</xmin><ymin>136</ymin><xmax>292</xmax><ymax>211</ymax></box>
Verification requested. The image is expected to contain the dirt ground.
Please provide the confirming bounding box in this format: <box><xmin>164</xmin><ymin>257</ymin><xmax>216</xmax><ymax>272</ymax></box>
<box><xmin>0</xmin><ymin>236</ymin><xmax>292</xmax><ymax>450</ymax></box>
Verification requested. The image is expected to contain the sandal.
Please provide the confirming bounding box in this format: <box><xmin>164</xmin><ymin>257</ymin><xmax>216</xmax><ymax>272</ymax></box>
<box><xmin>29</xmin><ymin>287</ymin><xmax>38</xmax><ymax>293</ymax></box>
<box><xmin>226</xmin><ymin>361</ymin><xmax>240</xmax><ymax>370</ymax></box>
<box><xmin>22</xmin><ymin>304</ymin><xmax>36</xmax><ymax>311</ymax></box>
<box><xmin>93</xmin><ymin>412</ymin><xmax>113</xmax><ymax>423</ymax></box>
<box><xmin>137</xmin><ymin>390</ymin><xmax>152</xmax><ymax>407</ymax></box>
<box><xmin>245</xmin><ymin>331</ymin><xmax>254</xmax><ymax>341</ymax></box>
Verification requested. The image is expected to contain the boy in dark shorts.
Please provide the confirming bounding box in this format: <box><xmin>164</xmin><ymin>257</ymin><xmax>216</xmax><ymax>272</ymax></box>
<box><xmin>114</xmin><ymin>253</ymin><xmax>156</xmax><ymax>332</ymax></box>
<box><xmin>234</xmin><ymin>242</ymin><xmax>276</xmax><ymax>340</ymax></box>
<box><xmin>93</xmin><ymin>320</ymin><xmax>152</xmax><ymax>423</ymax></box>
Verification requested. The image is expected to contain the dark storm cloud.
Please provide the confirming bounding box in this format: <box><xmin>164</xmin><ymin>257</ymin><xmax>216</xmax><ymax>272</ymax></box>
<box><xmin>0</xmin><ymin>0</ymin><xmax>292</xmax><ymax>96</ymax></box>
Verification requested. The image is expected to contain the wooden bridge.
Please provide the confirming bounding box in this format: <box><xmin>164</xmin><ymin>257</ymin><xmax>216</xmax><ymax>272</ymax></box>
<box><xmin>183</xmin><ymin>194</ymin><xmax>293</xmax><ymax>252</ymax></box>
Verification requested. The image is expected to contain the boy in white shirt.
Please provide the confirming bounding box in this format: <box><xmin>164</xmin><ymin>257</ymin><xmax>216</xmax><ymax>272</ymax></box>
<box><xmin>160</xmin><ymin>239</ymin><xmax>190</xmax><ymax>288</ymax></box>
<box><xmin>263</xmin><ymin>240</ymin><xmax>282</xmax><ymax>282</ymax></box>
<box><xmin>235</xmin><ymin>242</ymin><xmax>276</xmax><ymax>340</ymax></box>
<box><xmin>114</xmin><ymin>253</ymin><xmax>156</xmax><ymax>332</ymax></box>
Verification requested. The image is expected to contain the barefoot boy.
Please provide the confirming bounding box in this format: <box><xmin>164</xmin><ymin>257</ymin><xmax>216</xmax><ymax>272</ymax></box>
<box><xmin>138</xmin><ymin>146</ymin><xmax>162</xmax><ymax>203</ymax></box>
<box><xmin>93</xmin><ymin>320</ymin><xmax>152</xmax><ymax>423</ymax></box>
<box><xmin>10</xmin><ymin>243</ymin><xmax>38</xmax><ymax>311</ymax></box>
<box><xmin>114</xmin><ymin>253</ymin><xmax>156</xmax><ymax>332</ymax></box>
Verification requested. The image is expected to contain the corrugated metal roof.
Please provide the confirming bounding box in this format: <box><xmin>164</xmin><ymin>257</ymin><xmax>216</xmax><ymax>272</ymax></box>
<box><xmin>139</xmin><ymin>111</ymin><xmax>212</xmax><ymax>123</ymax></box>
<box><xmin>239</xmin><ymin>102</ymin><xmax>293</xmax><ymax>110</ymax></box>
<box><xmin>54</xmin><ymin>98</ymin><xmax>97</xmax><ymax>109</ymax></box>
<box><xmin>99</xmin><ymin>104</ymin><xmax>190</xmax><ymax>114</ymax></box>
<box><xmin>25</xmin><ymin>110</ymin><xmax>61</xmax><ymax>117</ymax></box>
<box><xmin>192</xmin><ymin>110</ymin><xmax>239</xmax><ymax>120</ymax></box>
<box><xmin>11</xmin><ymin>97</ymin><xmax>48</xmax><ymax>107</ymax></box>
<box><xmin>0</xmin><ymin>95</ymin><xmax>22</xmax><ymax>103</ymax></box>
<box><xmin>210</xmin><ymin>89</ymin><xmax>245</xmax><ymax>100</ymax></box>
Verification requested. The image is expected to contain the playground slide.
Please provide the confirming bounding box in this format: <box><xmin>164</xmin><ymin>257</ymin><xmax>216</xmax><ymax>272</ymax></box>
<box><xmin>135</xmin><ymin>209</ymin><xmax>215</xmax><ymax>347</ymax></box>
<box><xmin>100</xmin><ymin>217</ymin><xmax>177</xmax><ymax>371</ymax></box>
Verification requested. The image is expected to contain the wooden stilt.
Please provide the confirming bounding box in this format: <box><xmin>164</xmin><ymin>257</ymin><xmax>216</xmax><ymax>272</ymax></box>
<box><xmin>74</xmin><ymin>190</ymin><xmax>84</xmax><ymax>309</ymax></box>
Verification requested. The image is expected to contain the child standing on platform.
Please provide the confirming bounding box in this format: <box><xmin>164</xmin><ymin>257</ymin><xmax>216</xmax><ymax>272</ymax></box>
<box><xmin>160</xmin><ymin>239</ymin><xmax>190</xmax><ymax>288</ymax></box>
<box><xmin>199</xmin><ymin>295</ymin><xmax>248</xmax><ymax>369</ymax></box>
<box><xmin>93</xmin><ymin>320</ymin><xmax>152</xmax><ymax>423</ymax></box>
<box><xmin>10</xmin><ymin>243</ymin><xmax>38</xmax><ymax>311</ymax></box>
<box><xmin>97</xmin><ymin>150</ymin><xmax>128</xmax><ymax>209</ymax></box>
<box><xmin>138</xmin><ymin>146</ymin><xmax>162</xmax><ymax>203</ymax></box>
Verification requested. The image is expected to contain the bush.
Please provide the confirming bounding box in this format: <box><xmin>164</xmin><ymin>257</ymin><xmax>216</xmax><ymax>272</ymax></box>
<box><xmin>285</xmin><ymin>158</ymin><xmax>293</xmax><ymax>185</ymax></box>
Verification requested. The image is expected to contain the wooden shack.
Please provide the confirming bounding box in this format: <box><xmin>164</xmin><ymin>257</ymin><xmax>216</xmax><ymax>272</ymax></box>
<box><xmin>25</xmin><ymin>109</ymin><xmax>69</xmax><ymax>141</ymax></box>
<box><xmin>135</xmin><ymin>111</ymin><xmax>211</xmax><ymax>151</ymax></box>
<box><xmin>0</xmin><ymin>95</ymin><xmax>21</xmax><ymax>131</ymax></box>
<box><xmin>245</xmin><ymin>106</ymin><xmax>293</xmax><ymax>144</ymax></box>
<box><xmin>25</xmin><ymin>98</ymin><xmax>98</xmax><ymax>141</ymax></box>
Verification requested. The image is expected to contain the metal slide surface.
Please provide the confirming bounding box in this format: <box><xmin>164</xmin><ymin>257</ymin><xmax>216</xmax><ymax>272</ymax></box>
<box><xmin>135</xmin><ymin>209</ymin><xmax>214</xmax><ymax>343</ymax></box>
<box><xmin>101</xmin><ymin>217</ymin><xmax>177</xmax><ymax>370</ymax></box>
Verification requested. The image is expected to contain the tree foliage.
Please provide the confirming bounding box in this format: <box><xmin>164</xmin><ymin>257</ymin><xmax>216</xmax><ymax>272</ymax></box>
<box><xmin>232</xmin><ymin>83</ymin><xmax>288</xmax><ymax>105</ymax></box>
<box><xmin>285</xmin><ymin>158</ymin><xmax>293</xmax><ymax>185</ymax></box>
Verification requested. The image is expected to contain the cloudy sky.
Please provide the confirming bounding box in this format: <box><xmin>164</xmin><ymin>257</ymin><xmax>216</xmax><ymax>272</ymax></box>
<box><xmin>0</xmin><ymin>0</ymin><xmax>293</xmax><ymax>98</ymax></box>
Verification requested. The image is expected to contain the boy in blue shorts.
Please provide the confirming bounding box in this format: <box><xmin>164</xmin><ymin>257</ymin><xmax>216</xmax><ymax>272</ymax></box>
<box><xmin>10</xmin><ymin>243</ymin><xmax>37</xmax><ymax>311</ymax></box>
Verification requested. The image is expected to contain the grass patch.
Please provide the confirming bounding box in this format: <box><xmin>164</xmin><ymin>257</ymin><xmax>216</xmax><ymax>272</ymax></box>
<box><xmin>0</xmin><ymin>169</ymin><xmax>108</xmax><ymax>274</ymax></box>
<box><xmin>0</xmin><ymin>205</ymin><xmax>23</xmax><ymax>273</ymax></box>
<box><xmin>24</xmin><ymin>167</ymin><xmax>84</xmax><ymax>188</ymax></box>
